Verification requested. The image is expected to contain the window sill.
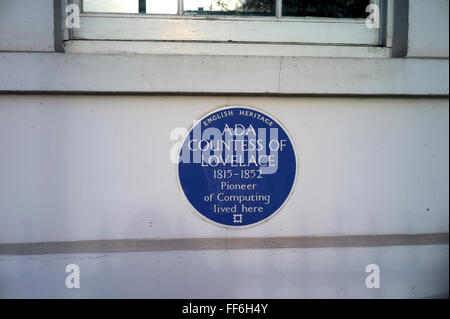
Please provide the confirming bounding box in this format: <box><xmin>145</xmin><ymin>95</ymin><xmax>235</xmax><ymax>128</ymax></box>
<box><xmin>74</xmin><ymin>13</ymin><xmax>380</xmax><ymax>46</ymax></box>
<box><xmin>0</xmin><ymin>51</ymin><xmax>448</xmax><ymax>96</ymax></box>
<box><xmin>65</xmin><ymin>40</ymin><xmax>391</xmax><ymax>59</ymax></box>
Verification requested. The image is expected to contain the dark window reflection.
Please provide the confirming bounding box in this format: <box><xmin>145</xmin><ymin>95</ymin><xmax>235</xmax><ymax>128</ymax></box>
<box><xmin>283</xmin><ymin>0</ymin><xmax>371</xmax><ymax>18</ymax></box>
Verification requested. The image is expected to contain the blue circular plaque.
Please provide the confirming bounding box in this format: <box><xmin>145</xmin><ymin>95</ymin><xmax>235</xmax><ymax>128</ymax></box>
<box><xmin>177</xmin><ymin>106</ymin><xmax>297</xmax><ymax>228</ymax></box>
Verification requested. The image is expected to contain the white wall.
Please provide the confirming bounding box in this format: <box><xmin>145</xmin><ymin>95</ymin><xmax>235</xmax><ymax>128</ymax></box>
<box><xmin>0</xmin><ymin>245</ymin><xmax>448</xmax><ymax>298</ymax></box>
<box><xmin>0</xmin><ymin>95</ymin><xmax>448</xmax><ymax>243</ymax></box>
<box><xmin>408</xmin><ymin>0</ymin><xmax>449</xmax><ymax>58</ymax></box>
<box><xmin>0</xmin><ymin>95</ymin><xmax>448</xmax><ymax>299</ymax></box>
<box><xmin>0</xmin><ymin>0</ymin><xmax>448</xmax><ymax>299</ymax></box>
<box><xmin>0</xmin><ymin>0</ymin><xmax>54</xmax><ymax>52</ymax></box>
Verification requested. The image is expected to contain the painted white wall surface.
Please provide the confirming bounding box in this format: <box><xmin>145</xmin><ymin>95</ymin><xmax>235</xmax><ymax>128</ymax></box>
<box><xmin>0</xmin><ymin>0</ymin><xmax>54</xmax><ymax>52</ymax></box>
<box><xmin>0</xmin><ymin>95</ymin><xmax>448</xmax><ymax>243</ymax></box>
<box><xmin>408</xmin><ymin>0</ymin><xmax>449</xmax><ymax>58</ymax></box>
<box><xmin>0</xmin><ymin>245</ymin><xmax>447</xmax><ymax>298</ymax></box>
<box><xmin>0</xmin><ymin>0</ymin><xmax>448</xmax><ymax>300</ymax></box>
<box><xmin>1</xmin><ymin>53</ymin><xmax>448</xmax><ymax>95</ymax></box>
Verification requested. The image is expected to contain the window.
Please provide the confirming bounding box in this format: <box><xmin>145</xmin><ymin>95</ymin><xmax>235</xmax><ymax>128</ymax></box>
<box><xmin>82</xmin><ymin>0</ymin><xmax>371</xmax><ymax>18</ymax></box>
<box><xmin>184</xmin><ymin>0</ymin><xmax>276</xmax><ymax>16</ymax></box>
<box><xmin>73</xmin><ymin>0</ymin><xmax>386</xmax><ymax>47</ymax></box>
<box><xmin>83</xmin><ymin>0</ymin><xmax>178</xmax><ymax>14</ymax></box>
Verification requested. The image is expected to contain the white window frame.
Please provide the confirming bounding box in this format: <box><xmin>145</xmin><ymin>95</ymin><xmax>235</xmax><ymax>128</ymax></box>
<box><xmin>70</xmin><ymin>0</ymin><xmax>387</xmax><ymax>47</ymax></box>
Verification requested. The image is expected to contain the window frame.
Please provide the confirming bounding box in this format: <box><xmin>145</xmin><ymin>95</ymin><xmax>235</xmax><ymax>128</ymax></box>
<box><xmin>69</xmin><ymin>0</ymin><xmax>388</xmax><ymax>47</ymax></box>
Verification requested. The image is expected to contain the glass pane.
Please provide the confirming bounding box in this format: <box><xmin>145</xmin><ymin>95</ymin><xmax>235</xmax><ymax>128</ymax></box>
<box><xmin>147</xmin><ymin>0</ymin><xmax>178</xmax><ymax>14</ymax></box>
<box><xmin>84</xmin><ymin>0</ymin><xmax>178</xmax><ymax>14</ymax></box>
<box><xmin>283</xmin><ymin>0</ymin><xmax>371</xmax><ymax>18</ymax></box>
<box><xmin>83</xmin><ymin>0</ymin><xmax>139</xmax><ymax>13</ymax></box>
<box><xmin>184</xmin><ymin>0</ymin><xmax>276</xmax><ymax>16</ymax></box>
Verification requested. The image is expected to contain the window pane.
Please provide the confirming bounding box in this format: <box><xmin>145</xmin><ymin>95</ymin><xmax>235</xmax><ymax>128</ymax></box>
<box><xmin>282</xmin><ymin>0</ymin><xmax>371</xmax><ymax>18</ymax></box>
<box><xmin>83</xmin><ymin>0</ymin><xmax>139</xmax><ymax>13</ymax></box>
<box><xmin>184</xmin><ymin>0</ymin><xmax>276</xmax><ymax>16</ymax></box>
<box><xmin>147</xmin><ymin>0</ymin><xmax>178</xmax><ymax>14</ymax></box>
